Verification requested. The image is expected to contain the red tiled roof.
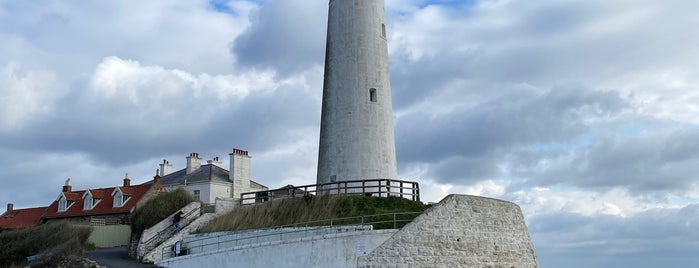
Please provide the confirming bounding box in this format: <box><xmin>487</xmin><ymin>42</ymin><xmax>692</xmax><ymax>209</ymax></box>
<box><xmin>42</xmin><ymin>181</ymin><xmax>155</xmax><ymax>220</ymax></box>
<box><xmin>64</xmin><ymin>191</ymin><xmax>83</xmax><ymax>201</ymax></box>
<box><xmin>0</xmin><ymin>207</ymin><xmax>47</xmax><ymax>229</ymax></box>
<box><xmin>88</xmin><ymin>189</ymin><xmax>109</xmax><ymax>199</ymax></box>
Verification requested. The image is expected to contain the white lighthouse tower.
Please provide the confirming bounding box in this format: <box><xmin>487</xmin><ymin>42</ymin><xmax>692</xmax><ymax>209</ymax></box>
<box><xmin>317</xmin><ymin>0</ymin><xmax>398</xmax><ymax>184</ymax></box>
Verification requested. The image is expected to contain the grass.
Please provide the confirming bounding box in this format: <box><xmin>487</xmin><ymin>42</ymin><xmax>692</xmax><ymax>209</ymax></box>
<box><xmin>0</xmin><ymin>221</ymin><xmax>92</xmax><ymax>268</ymax></box>
<box><xmin>198</xmin><ymin>195</ymin><xmax>429</xmax><ymax>233</ymax></box>
<box><xmin>130</xmin><ymin>188</ymin><xmax>198</xmax><ymax>233</ymax></box>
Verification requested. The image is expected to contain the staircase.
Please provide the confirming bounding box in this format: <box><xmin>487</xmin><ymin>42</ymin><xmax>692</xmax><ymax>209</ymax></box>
<box><xmin>136</xmin><ymin>202</ymin><xmax>201</xmax><ymax>263</ymax></box>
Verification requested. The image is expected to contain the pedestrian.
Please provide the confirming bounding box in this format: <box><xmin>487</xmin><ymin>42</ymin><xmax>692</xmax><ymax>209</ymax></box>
<box><xmin>173</xmin><ymin>211</ymin><xmax>183</xmax><ymax>233</ymax></box>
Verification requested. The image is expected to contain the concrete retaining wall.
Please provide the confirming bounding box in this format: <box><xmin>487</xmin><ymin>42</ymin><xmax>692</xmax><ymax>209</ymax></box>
<box><xmin>185</xmin><ymin>225</ymin><xmax>373</xmax><ymax>255</ymax></box>
<box><xmin>157</xmin><ymin>230</ymin><xmax>396</xmax><ymax>268</ymax></box>
<box><xmin>358</xmin><ymin>194</ymin><xmax>539</xmax><ymax>268</ymax></box>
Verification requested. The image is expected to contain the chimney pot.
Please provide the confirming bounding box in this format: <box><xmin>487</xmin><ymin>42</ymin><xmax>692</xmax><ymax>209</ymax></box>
<box><xmin>159</xmin><ymin>159</ymin><xmax>173</xmax><ymax>176</ymax></box>
<box><xmin>62</xmin><ymin>178</ymin><xmax>72</xmax><ymax>192</ymax></box>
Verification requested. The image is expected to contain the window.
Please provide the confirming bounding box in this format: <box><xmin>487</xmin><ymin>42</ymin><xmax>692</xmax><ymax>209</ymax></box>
<box><xmin>58</xmin><ymin>195</ymin><xmax>74</xmax><ymax>212</ymax></box>
<box><xmin>113</xmin><ymin>191</ymin><xmax>124</xmax><ymax>207</ymax></box>
<box><xmin>58</xmin><ymin>198</ymin><xmax>67</xmax><ymax>212</ymax></box>
<box><xmin>193</xmin><ymin>190</ymin><xmax>201</xmax><ymax>201</ymax></box>
<box><xmin>369</xmin><ymin>88</ymin><xmax>377</xmax><ymax>102</ymax></box>
<box><xmin>84</xmin><ymin>195</ymin><xmax>93</xmax><ymax>210</ymax></box>
<box><xmin>381</xmin><ymin>23</ymin><xmax>386</xmax><ymax>38</ymax></box>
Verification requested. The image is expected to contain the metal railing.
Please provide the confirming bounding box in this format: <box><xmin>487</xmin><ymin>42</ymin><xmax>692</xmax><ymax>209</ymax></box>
<box><xmin>240</xmin><ymin>179</ymin><xmax>420</xmax><ymax>205</ymax></box>
<box><xmin>161</xmin><ymin>211</ymin><xmax>422</xmax><ymax>260</ymax></box>
<box><xmin>142</xmin><ymin>208</ymin><xmax>199</xmax><ymax>253</ymax></box>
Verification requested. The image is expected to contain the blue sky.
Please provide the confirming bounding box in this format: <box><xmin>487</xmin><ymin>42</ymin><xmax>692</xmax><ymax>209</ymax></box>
<box><xmin>1</xmin><ymin>0</ymin><xmax>699</xmax><ymax>267</ymax></box>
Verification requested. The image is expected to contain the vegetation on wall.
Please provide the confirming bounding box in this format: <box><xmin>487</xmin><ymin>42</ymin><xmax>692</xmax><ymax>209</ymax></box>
<box><xmin>198</xmin><ymin>195</ymin><xmax>429</xmax><ymax>233</ymax></box>
<box><xmin>130</xmin><ymin>188</ymin><xmax>197</xmax><ymax>233</ymax></box>
<box><xmin>0</xmin><ymin>221</ymin><xmax>92</xmax><ymax>267</ymax></box>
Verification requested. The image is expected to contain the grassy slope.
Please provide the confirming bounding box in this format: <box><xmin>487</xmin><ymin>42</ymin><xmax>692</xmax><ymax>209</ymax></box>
<box><xmin>198</xmin><ymin>195</ymin><xmax>429</xmax><ymax>233</ymax></box>
<box><xmin>130</xmin><ymin>188</ymin><xmax>198</xmax><ymax>233</ymax></box>
<box><xmin>0</xmin><ymin>222</ymin><xmax>92</xmax><ymax>267</ymax></box>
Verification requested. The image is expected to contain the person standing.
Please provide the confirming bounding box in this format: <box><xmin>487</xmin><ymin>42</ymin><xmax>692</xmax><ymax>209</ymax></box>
<box><xmin>173</xmin><ymin>211</ymin><xmax>183</xmax><ymax>233</ymax></box>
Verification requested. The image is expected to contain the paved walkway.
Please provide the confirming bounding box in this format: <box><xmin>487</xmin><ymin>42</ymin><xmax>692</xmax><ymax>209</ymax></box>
<box><xmin>84</xmin><ymin>247</ymin><xmax>155</xmax><ymax>268</ymax></box>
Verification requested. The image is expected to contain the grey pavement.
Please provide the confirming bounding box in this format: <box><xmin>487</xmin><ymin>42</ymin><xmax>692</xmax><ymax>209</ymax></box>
<box><xmin>84</xmin><ymin>247</ymin><xmax>156</xmax><ymax>268</ymax></box>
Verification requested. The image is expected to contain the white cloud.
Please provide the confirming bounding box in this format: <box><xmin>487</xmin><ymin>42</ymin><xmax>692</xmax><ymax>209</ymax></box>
<box><xmin>0</xmin><ymin>62</ymin><xmax>66</xmax><ymax>130</ymax></box>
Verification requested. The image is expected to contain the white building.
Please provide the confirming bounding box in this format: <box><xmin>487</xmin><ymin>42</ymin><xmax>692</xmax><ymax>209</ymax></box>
<box><xmin>158</xmin><ymin>149</ymin><xmax>267</xmax><ymax>204</ymax></box>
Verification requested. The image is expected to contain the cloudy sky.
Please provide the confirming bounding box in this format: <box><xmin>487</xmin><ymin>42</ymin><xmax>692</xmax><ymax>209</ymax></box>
<box><xmin>1</xmin><ymin>0</ymin><xmax>698</xmax><ymax>266</ymax></box>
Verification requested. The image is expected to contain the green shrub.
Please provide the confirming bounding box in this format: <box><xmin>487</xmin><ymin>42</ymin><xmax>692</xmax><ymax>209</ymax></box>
<box><xmin>130</xmin><ymin>188</ymin><xmax>197</xmax><ymax>233</ymax></box>
<box><xmin>0</xmin><ymin>221</ymin><xmax>92</xmax><ymax>268</ymax></box>
<box><xmin>198</xmin><ymin>195</ymin><xmax>429</xmax><ymax>233</ymax></box>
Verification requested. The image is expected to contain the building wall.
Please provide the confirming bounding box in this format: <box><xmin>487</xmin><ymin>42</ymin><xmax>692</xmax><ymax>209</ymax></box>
<box><xmin>89</xmin><ymin>225</ymin><xmax>132</xmax><ymax>247</ymax></box>
<box><xmin>357</xmin><ymin>195</ymin><xmax>539</xmax><ymax>268</ymax></box>
<box><xmin>209</xmin><ymin>181</ymin><xmax>233</xmax><ymax>204</ymax></box>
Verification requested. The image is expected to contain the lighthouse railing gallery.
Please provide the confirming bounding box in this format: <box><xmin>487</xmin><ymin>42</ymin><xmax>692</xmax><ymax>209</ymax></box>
<box><xmin>239</xmin><ymin>179</ymin><xmax>420</xmax><ymax>205</ymax></box>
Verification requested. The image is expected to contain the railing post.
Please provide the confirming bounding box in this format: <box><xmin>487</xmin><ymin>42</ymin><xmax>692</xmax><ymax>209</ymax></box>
<box><xmin>394</xmin><ymin>213</ymin><xmax>397</xmax><ymax>229</ymax></box>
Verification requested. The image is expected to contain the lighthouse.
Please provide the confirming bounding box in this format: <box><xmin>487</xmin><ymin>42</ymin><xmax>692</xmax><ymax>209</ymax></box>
<box><xmin>317</xmin><ymin>0</ymin><xmax>398</xmax><ymax>184</ymax></box>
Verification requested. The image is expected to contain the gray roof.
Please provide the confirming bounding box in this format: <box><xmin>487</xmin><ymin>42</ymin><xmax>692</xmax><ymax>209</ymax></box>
<box><xmin>160</xmin><ymin>164</ymin><xmax>266</xmax><ymax>188</ymax></box>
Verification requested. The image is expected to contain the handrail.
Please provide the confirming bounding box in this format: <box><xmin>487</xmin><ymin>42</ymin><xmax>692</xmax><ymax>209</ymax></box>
<box><xmin>239</xmin><ymin>178</ymin><xmax>420</xmax><ymax>205</ymax></box>
<box><xmin>143</xmin><ymin>208</ymin><xmax>199</xmax><ymax>253</ymax></box>
<box><xmin>161</xmin><ymin>211</ymin><xmax>422</xmax><ymax>260</ymax></box>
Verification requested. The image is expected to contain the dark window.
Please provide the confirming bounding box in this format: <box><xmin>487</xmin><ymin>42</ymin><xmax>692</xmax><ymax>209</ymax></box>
<box><xmin>382</xmin><ymin>24</ymin><xmax>386</xmax><ymax>38</ymax></box>
<box><xmin>370</xmin><ymin>88</ymin><xmax>377</xmax><ymax>102</ymax></box>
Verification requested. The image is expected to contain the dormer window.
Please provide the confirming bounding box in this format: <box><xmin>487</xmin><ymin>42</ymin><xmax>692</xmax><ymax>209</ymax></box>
<box><xmin>112</xmin><ymin>189</ymin><xmax>131</xmax><ymax>208</ymax></box>
<box><xmin>83</xmin><ymin>191</ymin><xmax>102</xmax><ymax>210</ymax></box>
<box><xmin>58</xmin><ymin>195</ymin><xmax>75</xmax><ymax>212</ymax></box>
<box><xmin>113</xmin><ymin>191</ymin><xmax>123</xmax><ymax>207</ymax></box>
<box><xmin>84</xmin><ymin>195</ymin><xmax>93</xmax><ymax>210</ymax></box>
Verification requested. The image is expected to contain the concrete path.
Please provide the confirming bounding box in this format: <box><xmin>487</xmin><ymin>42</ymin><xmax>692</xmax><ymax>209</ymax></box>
<box><xmin>85</xmin><ymin>247</ymin><xmax>155</xmax><ymax>268</ymax></box>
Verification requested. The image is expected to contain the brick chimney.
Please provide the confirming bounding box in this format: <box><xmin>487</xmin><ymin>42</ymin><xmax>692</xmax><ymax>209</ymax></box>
<box><xmin>207</xmin><ymin>156</ymin><xmax>223</xmax><ymax>168</ymax></box>
<box><xmin>6</xmin><ymin>203</ymin><xmax>13</xmax><ymax>213</ymax></box>
<box><xmin>123</xmin><ymin>173</ymin><xmax>131</xmax><ymax>187</ymax></box>
<box><xmin>186</xmin><ymin>153</ymin><xmax>202</xmax><ymax>174</ymax></box>
<box><xmin>153</xmin><ymin>171</ymin><xmax>164</xmax><ymax>192</ymax></box>
<box><xmin>229</xmin><ymin>148</ymin><xmax>251</xmax><ymax>198</ymax></box>
<box><xmin>62</xmin><ymin>178</ymin><xmax>72</xmax><ymax>192</ymax></box>
<box><xmin>159</xmin><ymin>159</ymin><xmax>172</xmax><ymax>176</ymax></box>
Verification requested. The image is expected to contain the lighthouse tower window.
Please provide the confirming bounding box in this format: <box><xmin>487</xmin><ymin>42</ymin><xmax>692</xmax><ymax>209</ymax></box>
<box><xmin>370</xmin><ymin>88</ymin><xmax>377</xmax><ymax>103</ymax></box>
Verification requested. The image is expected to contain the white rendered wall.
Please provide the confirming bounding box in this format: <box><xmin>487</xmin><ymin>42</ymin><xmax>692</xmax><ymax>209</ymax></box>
<box><xmin>317</xmin><ymin>0</ymin><xmax>398</xmax><ymax>184</ymax></box>
<box><xmin>157</xmin><ymin>230</ymin><xmax>395</xmax><ymax>268</ymax></box>
<box><xmin>229</xmin><ymin>151</ymin><xmax>251</xmax><ymax>198</ymax></box>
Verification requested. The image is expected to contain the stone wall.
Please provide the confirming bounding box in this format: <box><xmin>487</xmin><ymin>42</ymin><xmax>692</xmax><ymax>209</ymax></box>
<box><xmin>357</xmin><ymin>195</ymin><xmax>539</xmax><ymax>268</ymax></box>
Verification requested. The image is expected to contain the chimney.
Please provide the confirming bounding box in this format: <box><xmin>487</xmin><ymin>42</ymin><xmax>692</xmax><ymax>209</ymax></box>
<box><xmin>153</xmin><ymin>171</ymin><xmax>164</xmax><ymax>192</ymax></box>
<box><xmin>6</xmin><ymin>203</ymin><xmax>13</xmax><ymax>213</ymax></box>
<box><xmin>207</xmin><ymin>156</ymin><xmax>223</xmax><ymax>168</ymax></box>
<box><xmin>123</xmin><ymin>173</ymin><xmax>131</xmax><ymax>187</ymax></box>
<box><xmin>186</xmin><ymin>153</ymin><xmax>202</xmax><ymax>174</ymax></box>
<box><xmin>159</xmin><ymin>159</ymin><xmax>173</xmax><ymax>176</ymax></box>
<box><xmin>229</xmin><ymin>148</ymin><xmax>252</xmax><ymax>198</ymax></box>
<box><xmin>62</xmin><ymin>178</ymin><xmax>72</xmax><ymax>192</ymax></box>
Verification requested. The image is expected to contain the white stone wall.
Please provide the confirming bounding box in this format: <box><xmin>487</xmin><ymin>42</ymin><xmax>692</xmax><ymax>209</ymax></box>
<box><xmin>357</xmin><ymin>195</ymin><xmax>540</xmax><ymax>268</ymax></box>
<box><xmin>157</xmin><ymin>230</ymin><xmax>396</xmax><ymax>268</ymax></box>
<box><xmin>214</xmin><ymin>197</ymin><xmax>239</xmax><ymax>214</ymax></box>
<box><xmin>317</xmin><ymin>0</ymin><xmax>398</xmax><ymax>183</ymax></box>
<box><xmin>208</xmin><ymin>181</ymin><xmax>233</xmax><ymax>204</ymax></box>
